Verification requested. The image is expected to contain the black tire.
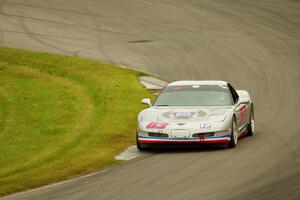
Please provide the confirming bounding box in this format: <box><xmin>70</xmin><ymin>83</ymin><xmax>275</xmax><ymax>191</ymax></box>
<box><xmin>247</xmin><ymin>105</ymin><xmax>255</xmax><ymax>136</ymax></box>
<box><xmin>228</xmin><ymin>116</ymin><xmax>238</xmax><ymax>148</ymax></box>
<box><xmin>136</xmin><ymin>135</ymin><xmax>151</xmax><ymax>151</ymax></box>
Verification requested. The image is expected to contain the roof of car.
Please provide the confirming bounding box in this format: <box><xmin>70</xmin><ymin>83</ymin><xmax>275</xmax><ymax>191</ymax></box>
<box><xmin>167</xmin><ymin>80</ymin><xmax>228</xmax><ymax>86</ymax></box>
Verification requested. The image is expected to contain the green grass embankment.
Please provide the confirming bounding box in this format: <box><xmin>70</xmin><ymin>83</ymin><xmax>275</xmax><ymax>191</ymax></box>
<box><xmin>0</xmin><ymin>47</ymin><xmax>153</xmax><ymax>195</ymax></box>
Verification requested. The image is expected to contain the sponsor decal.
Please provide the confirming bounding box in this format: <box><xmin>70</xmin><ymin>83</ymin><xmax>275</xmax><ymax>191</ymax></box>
<box><xmin>197</xmin><ymin>110</ymin><xmax>207</xmax><ymax>117</ymax></box>
<box><xmin>173</xmin><ymin>111</ymin><xmax>196</xmax><ymax>118</ymax></box>
<box><xmin>200</xmin><ymin>123</ymin><xmax>211</xmax><ymax>129</ymax></box>
<box><xmin>162</xmin><ymin>111</ymin><xmax>172</xmax><ymax>118</ymax></box>
<box><xmin>239</xmin><ymin>105</ymin><xmax>247</xmax><ymax>124</ymax></box>
<box><xmin>146</xmin><ymin>122</ymin><xmax>169</xmax><ymax>129</ymax></box>
<box><xmin>172</xmin><ymin>86</ymin><xmax>181</xmax><ymax>91</ymax></box>
<box><xmin>163</xmin><ymin>110</ymin><xmax>207</xmax><ymax>120</ymax></box>
<box><xmin>220</xmin><ymin>85</ymin><xmax>229</xmax><ymax>89</ymax></box>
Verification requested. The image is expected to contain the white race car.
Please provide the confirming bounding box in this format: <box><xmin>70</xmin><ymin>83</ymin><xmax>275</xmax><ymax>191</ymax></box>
<box><xmin>136</xmin><ymin>80</ymin><xmax>255</xmax><ymax>150</ymax></box>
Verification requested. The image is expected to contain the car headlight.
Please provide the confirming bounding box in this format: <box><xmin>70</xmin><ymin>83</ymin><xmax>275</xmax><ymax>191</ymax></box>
<box><xmin>137</xmin><ymin>130</ymin><xmax>148</xmax><ymax>136</ymax></box>
<box><xmin>214</xmin><ymin>129</ymin><xmax>231</xmax><ymax>136</ymax></box>
<box><xmin>209</xmin><ymin>115</ymin><xmax>226</xmax><ymax>122</ymax></box>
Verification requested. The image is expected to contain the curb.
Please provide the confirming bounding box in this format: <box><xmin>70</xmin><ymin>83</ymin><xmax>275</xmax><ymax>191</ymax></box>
<box><xmin>139</xmin><ymin>76</ymin><xmax>168</xmax><ymax>93</ymax></box>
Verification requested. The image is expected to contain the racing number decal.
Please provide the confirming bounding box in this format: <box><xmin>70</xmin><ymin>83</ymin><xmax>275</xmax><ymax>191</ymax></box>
<box><xmin>146</xmin><ymin>122</ymin><xmax>169</xmax><ymax>129</ymax></box>
<box><xmin>239</xmin><ymin>105</ymin><xmax>248</xmax><ymax>125</ymax></box>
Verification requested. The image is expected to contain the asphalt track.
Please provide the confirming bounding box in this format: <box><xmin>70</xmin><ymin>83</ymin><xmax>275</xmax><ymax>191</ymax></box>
<box><xmin>1</xmin><ymin>0</ymin><xmax>300</xmax><ymax>199</ymax></box>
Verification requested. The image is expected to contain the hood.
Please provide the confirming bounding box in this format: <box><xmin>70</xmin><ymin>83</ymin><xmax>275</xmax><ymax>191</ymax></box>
<box><xmin>138</xmin><ymin>106</ymin><xmax>233</xmax><ymax>123</ymax></box>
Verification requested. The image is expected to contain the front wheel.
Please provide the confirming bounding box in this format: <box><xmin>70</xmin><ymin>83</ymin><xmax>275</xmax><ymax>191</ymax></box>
<box><xmin>228</xmin><ymin>116</ymin><xmax>238</xmax><ymax>148</ymax></box>
<box><xmin>136</xmin><ymin>135</ymin><xmax>151</xmax><ymax>151</ymax></box>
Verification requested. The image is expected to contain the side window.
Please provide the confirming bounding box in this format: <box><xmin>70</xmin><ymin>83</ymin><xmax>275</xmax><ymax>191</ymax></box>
<box><xmin>228</xmin><ymin>83</ymin><xmax>239</xmax><ymax>104</ymax></box>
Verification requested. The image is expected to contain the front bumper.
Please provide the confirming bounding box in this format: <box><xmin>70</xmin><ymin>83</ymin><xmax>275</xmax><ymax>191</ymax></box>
<box><xmin>137</xmin><ymin>134</ymin><xmax>231</xmax><ymax>144</ymax></box>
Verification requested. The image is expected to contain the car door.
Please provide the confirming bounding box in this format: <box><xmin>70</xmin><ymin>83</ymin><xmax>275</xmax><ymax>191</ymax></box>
<box><xmin>235</xmin><ymin>101</ymin><xmax>250</xmax><ymax>131</ymax></box>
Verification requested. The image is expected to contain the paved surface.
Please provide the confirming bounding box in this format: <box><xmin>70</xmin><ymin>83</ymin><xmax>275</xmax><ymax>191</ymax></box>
<box><xmin>1</xmin><ymin>0</ymin><xmax>300</xmax><ymax>199</ymax></box>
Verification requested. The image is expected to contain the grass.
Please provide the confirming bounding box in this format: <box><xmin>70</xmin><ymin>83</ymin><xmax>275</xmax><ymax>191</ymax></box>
<box><xmin>0</xmin><ymin>46</ymin><xmax>154</xmax><ymax>196</ymax></box>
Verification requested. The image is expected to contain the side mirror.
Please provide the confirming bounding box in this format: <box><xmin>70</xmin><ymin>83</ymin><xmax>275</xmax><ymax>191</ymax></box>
<box><xmin>141</xmin><ymin>98</ymin><xmax>152</xmax><ymax>107</ymax></box>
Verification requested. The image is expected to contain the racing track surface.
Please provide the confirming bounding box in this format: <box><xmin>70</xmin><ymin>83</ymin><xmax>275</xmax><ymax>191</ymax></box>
<box><xmin>0</xmin><ymin>0</ymin><xmax>300</xmax><ymax>199</ymax></box>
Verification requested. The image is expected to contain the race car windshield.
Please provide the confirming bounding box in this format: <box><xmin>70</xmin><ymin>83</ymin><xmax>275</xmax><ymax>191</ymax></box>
<box><xmin>153</xmin><ymin>85</ymin><xmax>234</xmax><ymax>106</ymax></box>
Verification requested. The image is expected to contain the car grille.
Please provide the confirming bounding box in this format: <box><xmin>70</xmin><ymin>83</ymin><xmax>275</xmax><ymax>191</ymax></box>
<box><xmin>192</xmin><ymin>132</ymin><xmax>214</xmax><ymax>137</ymax></box>
<box><xmin>148</xmin><ymin>132</ymin><xmax>169</xmax><ymax>137</ymax></box>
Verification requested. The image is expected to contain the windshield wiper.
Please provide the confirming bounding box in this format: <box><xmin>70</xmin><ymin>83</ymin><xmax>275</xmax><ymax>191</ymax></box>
<box><xmin>155</xmin><ymin>105</ymin><xmax>169</xmax><ymax>106</ymax></box>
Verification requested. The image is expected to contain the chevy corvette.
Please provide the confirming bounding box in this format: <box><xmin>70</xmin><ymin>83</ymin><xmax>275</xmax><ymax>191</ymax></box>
<box><xmin>136</xmin><ymin>81</ymin><xmax>254</xmax><ymax>150</ymax></box>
